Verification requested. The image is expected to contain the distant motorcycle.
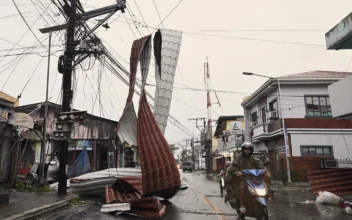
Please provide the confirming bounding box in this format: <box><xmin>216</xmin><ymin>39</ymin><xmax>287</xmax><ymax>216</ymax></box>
<box><xmin>228</xmin><ymin>161</ymin><xmax>272</xmax><ymax>220</ymax></box>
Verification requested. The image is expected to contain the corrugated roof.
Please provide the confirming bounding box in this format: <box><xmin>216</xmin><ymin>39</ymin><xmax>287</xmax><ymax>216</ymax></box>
<box><xmin>117</xmin><ymin>35</ymin><xmax>152</xmax><ymax>146</ymax></box>
<box><xmin>153</xmin><ymin>29</ymin><xmax>183</xmax><ymax>135</ymax></box>
<box><xmin>279</xmin><ymin>71</ymin><xmax>352</xmax><ymax>79</ymax></box>
<box><xmin>137</xmin><ymin>93</ymin><xmax>180</xmax><ymax>199</ymax></box>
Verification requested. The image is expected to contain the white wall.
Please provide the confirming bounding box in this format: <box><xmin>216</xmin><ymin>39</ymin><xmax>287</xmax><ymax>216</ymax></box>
<box><xmin>328</xmin><ymin>76</ymin><xmax>352</xmax><ymax>119</ymax></box>
<box><xmin>253</xmin><ymin>141</ymin><xmax>267</xmax><ymax>152</ymax></box>
<box><xmin>280</xmin><ymin>85</ymin><xmax>330</xmax><ymax>119</ymax></box>
<box><xmin>290</xmin><ymin>132</ymin><xmax>352</xmax><ymax>160</ymax></box>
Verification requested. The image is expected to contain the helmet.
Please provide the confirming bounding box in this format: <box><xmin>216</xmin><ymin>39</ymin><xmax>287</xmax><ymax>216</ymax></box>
<box><xmin>241</xmin><ymin>142</ymin><xmax>254</xmax><ymax>157</ymax></box>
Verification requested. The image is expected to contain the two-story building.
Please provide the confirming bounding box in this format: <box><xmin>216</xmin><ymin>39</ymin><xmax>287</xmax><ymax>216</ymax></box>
<box><xmin>242</xmin><ymin>71</ymin><xmax>352</xmax><ymax>181</ymax></box>
<box><xmin>213</xmin><ymin>115</ymin><xmax>245</xmax><ymax>172</ymax></box>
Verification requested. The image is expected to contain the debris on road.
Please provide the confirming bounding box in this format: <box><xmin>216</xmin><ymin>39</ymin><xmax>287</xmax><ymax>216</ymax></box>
<box><xmin>100</xmin><ymin>203</ymin><xmax>131</xmax><ymax>213</ymax></box>
<box><xmin>315</xmin><ymin>191</ymin><xmax>344</xmax><ymax>206</ymax></box>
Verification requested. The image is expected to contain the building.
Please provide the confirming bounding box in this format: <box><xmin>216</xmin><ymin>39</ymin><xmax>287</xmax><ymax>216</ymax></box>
<box><xmin>12</xmin><ymin>102</ymin><xmax>118</xmax><ymax>179</ymax></box>
<box><xmin>242</xmin><ymin>71</ymin><xmax>352</xmax><ymax>181</ymax></box>
<box><xmin>0</xmin><ymin>93</ymin><xmax>16</xmax><ymax>182</ymax></box>
<box><xmin>213</xmin><ymin>115</ymin><xmax>245</xmax><ymax>172</ymax></box>
<box><xmin>325</xmin><ymin>13</ymin><xmax>352</xmax><ymax>120</ymax></box>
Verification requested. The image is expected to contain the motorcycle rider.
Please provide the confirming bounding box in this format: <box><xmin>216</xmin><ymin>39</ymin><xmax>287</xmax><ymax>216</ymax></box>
<box><xmin>224</xmin><ymin>142</ymin><xmax>269</xmax><ymax>213</ymax></box>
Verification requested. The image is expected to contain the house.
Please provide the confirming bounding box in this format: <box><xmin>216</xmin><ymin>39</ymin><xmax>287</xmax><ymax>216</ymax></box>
<box><xmin>12</xmin><ymin>102</ymin><xmax>118</xmax><ymax>179</ymax></box>
<box><xmin>242</xmin><ymin>71</ymin><xmax>352</xmax><ymax>181</ymax></box>
<box><xmin>213</xmin><ymin>115</ymin><xmax>245</xmax><ymax>172</ymax></box>
<box><xmin>0</xmin><ymin>94</ymin><xmax>16</xmax><ymax>182</ymax></box>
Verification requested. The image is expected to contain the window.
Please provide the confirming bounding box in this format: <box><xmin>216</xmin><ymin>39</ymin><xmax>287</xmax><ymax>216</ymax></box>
<box><xmin>269</xmin><ymin>100</ymin><xmax>278</xmax><ymax>112</ymax></box>
<box><xmin>305</xmin><ymin>96</ymin><xmax>332</xmax><ymax>117</ymax></box>
<box><xmin>301</xmin><ymin>146</ymin><xmax>333</xmax><ymax>156</ymax></box>
<box><xmin>251</xmin><ymin>111</ymin><xmax>258</xmax><ymax>126</ymax></box>
<box><xmin>260</xmin><ymin>107</ymin><xmax>267</xmax><ymax>123</ymax></box>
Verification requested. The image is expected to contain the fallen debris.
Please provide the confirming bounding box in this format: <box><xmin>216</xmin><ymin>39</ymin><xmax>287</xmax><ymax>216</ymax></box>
<box><xmin>101</xmin><ymin>203</ymin><xmax>131</xmax><ymax>213</ymax></box>
<box><xmin>316</xmin><ymin>191</ymin><xmax>344</xmax><ymax>206</ymax></box>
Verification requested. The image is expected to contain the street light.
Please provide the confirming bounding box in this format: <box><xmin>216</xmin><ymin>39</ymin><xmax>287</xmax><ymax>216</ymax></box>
<box><xmin>243</xmin><ymin>72</ymin><xmax>292</xmax><ymax>183</ymax></box>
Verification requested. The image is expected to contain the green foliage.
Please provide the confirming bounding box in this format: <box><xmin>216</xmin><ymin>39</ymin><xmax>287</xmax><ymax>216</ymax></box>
<box><xmin>71</xmin><ymin>197</ymin><xmax>87</xmax><ymax>205</ymax></box>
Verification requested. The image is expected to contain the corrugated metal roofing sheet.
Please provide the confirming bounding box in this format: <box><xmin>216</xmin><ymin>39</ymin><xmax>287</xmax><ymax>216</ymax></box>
<box><xmin>279</xmin><ymin>71</ymin><xmax>352</xmax><ymax>79</ymax></box>
<box><xmin>116</xmin><ymin>35</ymin><xmax>152</xmax><ymax>146</ymax></box>
<box><xmin>308</xmin><ymin>169</ymin><xmax>352</xmax><ymax>196</ymax></box>
<box><xmin>137</xmin><ymin>92</ymin><xmax>181</xmax><ymax>199</ymax></box>
<box><xmin>153</xmin><ymin>29</ymin><xmax>183</xmax><ymax>135</ymax></box>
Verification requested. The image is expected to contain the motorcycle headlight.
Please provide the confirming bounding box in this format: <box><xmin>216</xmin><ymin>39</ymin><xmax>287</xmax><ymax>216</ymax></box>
<box><xmin>49</xmin><ymin>160</ymin><xmax>57</xmax><ymax>165</ymax></box>
<box><xmin>255</xmin><ymin>188</ymin><xmax>267</xmax><ymax>197</ymax></box>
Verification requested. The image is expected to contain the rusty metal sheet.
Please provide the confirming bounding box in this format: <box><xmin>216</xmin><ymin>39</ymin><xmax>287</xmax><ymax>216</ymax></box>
<box><xmin>153</xmin><ymin>29</ymin><xmax>182</xmax><ymax>135</ymax></box>
<box><xmin>307</xmin><ymin>169</ymin><xmax>352</xmax><ymax>196</ymax></box>
<box><xmin>105</xmin><ymin>177</ymin><xmax>143</xmax><ymax>204</ymax></box>
<box><xmin>116</xmin><ymin>35</ymin><xmax>152</xmax><ymax>146</ymax></box>
<box><xmin>137</xmin><ymin>93</ymin><xmax>180</xmax><ymax>199</ymax></box>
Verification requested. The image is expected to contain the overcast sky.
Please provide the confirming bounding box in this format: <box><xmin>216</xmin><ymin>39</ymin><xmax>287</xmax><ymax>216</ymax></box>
<box><xmin>1</xmin><ymin>0</ymin><xmax>352</xmax><ymax>144</ymax></box>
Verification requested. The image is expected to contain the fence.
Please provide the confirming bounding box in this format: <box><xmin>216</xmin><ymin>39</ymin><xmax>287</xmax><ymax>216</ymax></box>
<box><xmin>321</xmin><ymin>159</ymin><xmax>352</xmax><ymax>169</ymax></box>
<box><xmin>270</xmin><ymin>157</ymin><xmax>328</xmax><ymax>182</ymax></box>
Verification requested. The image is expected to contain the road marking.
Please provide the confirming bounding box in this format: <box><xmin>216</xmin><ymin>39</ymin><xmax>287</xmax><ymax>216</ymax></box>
<box><xmin>200</xmin><ymin>194</ymin><xmax>227</xmax><ymax>220</ymax></box>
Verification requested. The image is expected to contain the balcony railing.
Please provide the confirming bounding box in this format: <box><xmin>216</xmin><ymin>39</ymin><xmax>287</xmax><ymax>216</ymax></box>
<box><xmin>252</xmin><ymin>120</ymin><xmax>282</xmax><ymax>138</ymax></box>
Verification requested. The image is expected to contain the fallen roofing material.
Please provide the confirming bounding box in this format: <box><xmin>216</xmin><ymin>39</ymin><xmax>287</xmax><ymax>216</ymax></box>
<box><xmin>70</xmin><ymin>168</ymin><xmax>141</xmax><ymax>196</ymax></box>
<box><xmin>105</xmin><ymin>177</ymin><xmax>143</xmax><ymax>204</ymax></box>
<box><xmin>137</xmin><ymin>93</ymin><xmax>181</xmax><ymax>199</ymax></box>
<box><xmin>129</xmin><ymin>198</ymin><xmax>166</xmax><ymax>219</ymax></box>
<box><xmin>100</xmin><ymin>203</ymin><xmax>131</xmax><ymax>213</ymax></box>
<box><xmin>116</xmin><ymin>35</ymin><xmax>152</xmax><ymax>146</ymax></box>
<box><xmin>153</xmin><ymin>29</ymin><xmax>183</xmax><ymax>135</ymax></box>
<box><xmin>308</xmin><ymin>168</ymin><xmax>352</xmax><ymax>197</ymax></box>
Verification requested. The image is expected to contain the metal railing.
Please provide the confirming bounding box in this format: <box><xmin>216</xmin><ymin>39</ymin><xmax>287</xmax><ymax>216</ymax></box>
<box><xmin>321</xmin><ymin>159</ymin><xmax>352</xmax><ymax>169</ymax></box>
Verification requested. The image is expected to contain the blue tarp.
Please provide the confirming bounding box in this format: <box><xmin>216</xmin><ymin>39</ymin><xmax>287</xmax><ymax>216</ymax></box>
<box><xmin>70</xmin><ymin>147</ymin><xmax>90</xmax><ymax>177</ymax></box>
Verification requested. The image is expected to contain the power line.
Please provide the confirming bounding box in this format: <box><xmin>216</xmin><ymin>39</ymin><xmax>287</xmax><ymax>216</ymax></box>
<box><xmin>152</xmin><ymin>0</ymin><xmax>164</xmax><ymax>29</ymax></box>
<box><xmin>187</xmin><ymin>29</ymin><xmax>324</xmax><ymax>32</ymax></box>
<box><xmin>12</xmin><ymin>0</ymin><xmax>47</xmax><ymax>49</ymax></box>
<box><xmin>183</xmin><ymin>32</ymin><xmax>324</xmax><ymax>47</ymax></box>
<box><xmin>152</xmin><ymin>0</ymin><xmax>183</xmax><ymax>33</ymax></box>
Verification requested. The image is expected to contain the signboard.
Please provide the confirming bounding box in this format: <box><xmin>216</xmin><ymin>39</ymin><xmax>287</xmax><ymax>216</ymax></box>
<box><xmin>68</xmin><ymin>140</ymin><xmax>93</xmax><ymax>151</ymax></box>
<box><xmin>7</xmin><ymin>113</ymin><xmax>34</xmax><ymax>129</ymax></box>
<box><xmin>230</xmin><ymin>121</ymin><xmax>243</xmax><ymax>131</ymax></box>
<box><xmin>0</xmin><ymin>106</ymin><xmax>9</xmax><ymax>121</ymax></box>
<box><xmin>283</xmin><ymin>124</ymin><xmax>290</xmax><ymax>157</ymax></box>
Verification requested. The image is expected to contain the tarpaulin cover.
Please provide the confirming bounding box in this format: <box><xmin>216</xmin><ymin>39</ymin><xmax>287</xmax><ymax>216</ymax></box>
<box><xmin>153</xmin><ymin>29</ymin><xmax>183</xmax><ymax>135</ymax></box>
<box><xmin>71</xmin><ymin>147</ymin><xmax>90</xmax><ymax>177</ymax></box>
<box><xmin>116</xmin><ymin>35</ymin><xmax>152</xmax><ymax>146</ymax></box>
<box><xmin>137</xmin><ymin>93</ymin><xmax>180</xmax><ymax>199</ymax></box>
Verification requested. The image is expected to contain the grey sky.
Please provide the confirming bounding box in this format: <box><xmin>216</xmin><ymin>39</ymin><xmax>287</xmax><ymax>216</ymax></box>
<box><xmin>1</xmin><ymin>0</ymin><xmax>352</xmax><ymax>143</ymax></box>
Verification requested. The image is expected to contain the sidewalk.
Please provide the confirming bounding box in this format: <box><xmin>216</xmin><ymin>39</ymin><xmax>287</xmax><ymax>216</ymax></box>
<box><xmin>0</xmin><ymin>190</ymin><xmax>73</xmax><ymax>220</ymax></box>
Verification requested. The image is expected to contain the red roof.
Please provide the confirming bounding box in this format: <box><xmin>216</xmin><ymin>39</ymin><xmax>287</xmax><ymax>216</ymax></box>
<box><xmin>279</xmin><ymin>71</ymin><xmax>352</xmax><ymax>79</ymax></box>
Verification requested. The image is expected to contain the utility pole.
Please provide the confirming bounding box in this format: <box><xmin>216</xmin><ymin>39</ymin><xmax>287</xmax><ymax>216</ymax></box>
<box><xmin>38</xmin><ymin>31</ymin><xmax>52</xmax><ymax>185</ymax></box>
<box><xmin>204</xmin><ymin>57</ymin><xmax>212</xmax><ymax>173</ymax></box>
<box><xmin>188</xmin><ymin>118</ymin><xmax>206</xmax><ymax>170</ymax></box>
<box><xmin>40</xmin><ymin>0</ymin><xmax>126</xmax><ymax>195</ymax></box>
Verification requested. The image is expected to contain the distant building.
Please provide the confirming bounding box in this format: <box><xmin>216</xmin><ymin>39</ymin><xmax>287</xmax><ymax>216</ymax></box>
<box><xmin>242</xmin><ymin>71</ymin><xmax>352</xmax><ymax>181</ymax></box>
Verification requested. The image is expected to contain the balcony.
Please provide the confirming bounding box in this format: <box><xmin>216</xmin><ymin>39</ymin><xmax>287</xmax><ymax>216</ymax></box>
<box><xmin>251</xmin><ymin>120</ymin><xmax>282</xmax><ymax>141</ymax></box>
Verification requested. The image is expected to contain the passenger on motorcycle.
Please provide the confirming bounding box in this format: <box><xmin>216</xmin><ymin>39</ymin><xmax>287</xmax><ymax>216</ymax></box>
<box><xmin>224</xmin><ymin>142</ymin><xmax>270</xmax><ymax>214</ymax></box>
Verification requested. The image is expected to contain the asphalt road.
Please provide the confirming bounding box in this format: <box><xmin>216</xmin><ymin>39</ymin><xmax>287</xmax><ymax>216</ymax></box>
<box><xmin>47</xmin><ymin>170</ymin><xmax>352</xmax><ymax>220</ymax></box>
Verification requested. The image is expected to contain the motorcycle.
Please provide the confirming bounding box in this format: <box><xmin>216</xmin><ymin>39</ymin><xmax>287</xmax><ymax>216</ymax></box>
<box><xmin>228</xmin><ymin>161</ymin><xmax>272</xmax><ymax>220</ymax></box>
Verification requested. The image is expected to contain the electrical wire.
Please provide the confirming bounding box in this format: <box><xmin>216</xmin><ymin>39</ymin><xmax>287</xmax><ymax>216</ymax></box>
<box><xmin>183</xmin><ymin>32</ymin><xmax>324</xmax><ymax>47</ymax></box>
<box><xmin>152</xmin><ymin>0</ymin><xmax>183</xmax><ymax>33</ymax></box>
<box><xmin>152</xmin><ymin>0</ymin><xmax>164</xmax><ymax>29</ymax></box>
<box><xmin>12</xmin><ymin>0</ymin><xmax>47</xmax><ymax>49</ymax></box>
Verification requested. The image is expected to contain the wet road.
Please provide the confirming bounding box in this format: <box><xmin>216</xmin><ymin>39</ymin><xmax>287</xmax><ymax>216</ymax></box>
<box><xmin>48</xmin><ymin>171</ymin><xmax>352</xmax><ymax>220</ymax></box>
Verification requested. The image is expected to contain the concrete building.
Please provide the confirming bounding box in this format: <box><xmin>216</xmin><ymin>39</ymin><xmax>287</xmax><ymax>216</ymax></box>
<box><xmin>213</xmin><ymin>115</ymin><xmax>244</xmax><ymax>172</ymax></box>
<box><xmin>242</xmin><ymin>71</ymin><xmax>352</xmax><ymax>181</ymax></box>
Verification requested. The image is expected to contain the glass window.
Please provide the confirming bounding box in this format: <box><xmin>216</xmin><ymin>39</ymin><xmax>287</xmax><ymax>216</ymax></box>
<box><xmin>269</xmin><ymin>100</ymin><xmax>278</xmax><ymax>112</ymax></box>
<box><xmin>305</xmin><ymin>96</ymin><xmax>332</xmax><ymax>117</ymax></box>
<box><xmin>251</xmin><ymin>112</ymin><xmax>258</xmax><ymax>125</ymax></box>
<box><xmin>301</xmin><ymin>146</ymin><xmax>333</xmax><ymax>156</ymax></box>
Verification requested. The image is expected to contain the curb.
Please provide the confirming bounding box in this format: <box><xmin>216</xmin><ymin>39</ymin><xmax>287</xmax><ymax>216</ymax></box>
<box><xmin>5</xmin><ymin>198</ymin><xmax>73</xmax><ymax>220</ymax></box>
